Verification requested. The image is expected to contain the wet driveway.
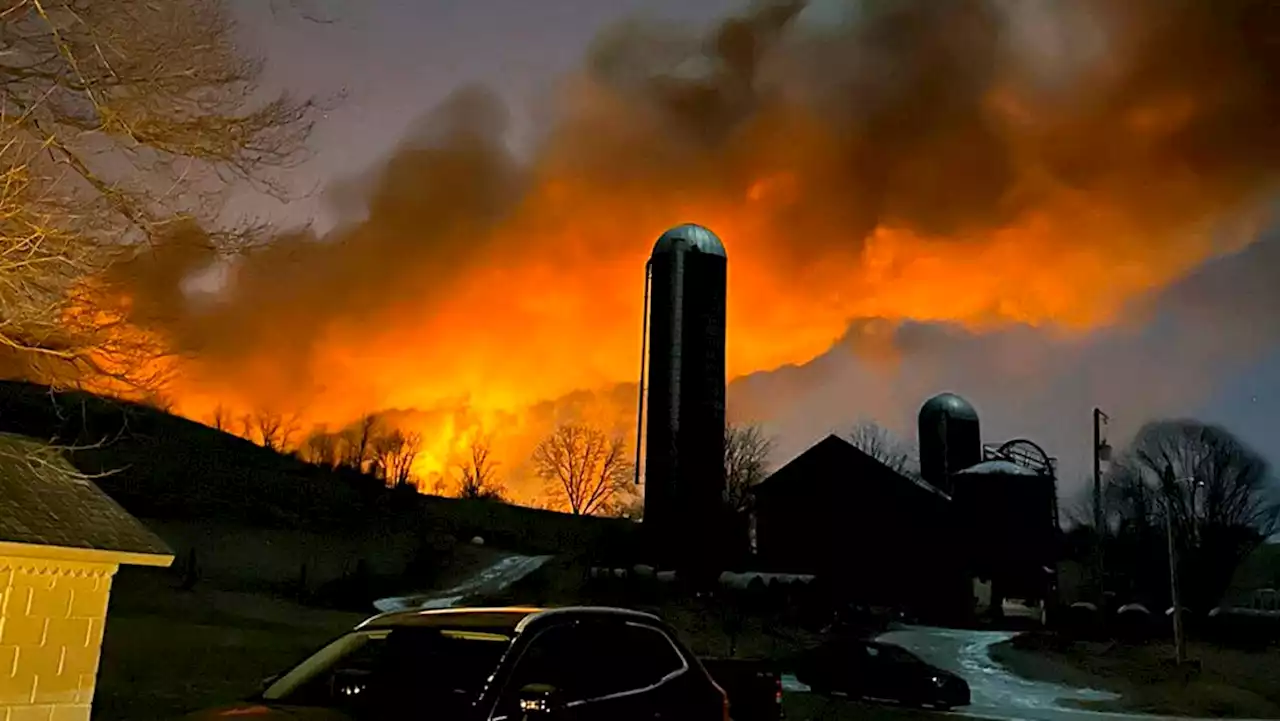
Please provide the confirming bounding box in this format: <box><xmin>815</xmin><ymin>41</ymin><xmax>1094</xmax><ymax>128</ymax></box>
<box><xmin>784</xmin><ymin>625</ymin><xmax>1268</xmax><ymax>721</ymax></box>
<box><xmin>878</xmin><ymin>625</ymin><xmax>1118</xmax><ymax>721</ymax></box>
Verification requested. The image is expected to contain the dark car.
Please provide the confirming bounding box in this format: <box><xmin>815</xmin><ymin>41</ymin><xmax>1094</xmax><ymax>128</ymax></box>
<box><xmin>187</xmin><ymin>606</ymin><xmax>730</xmax><ymax>721</ymax></box>
<box><xmin>793</xmin><ymin>639</ymin><xmax>970</xmax><ymax>710</ymax></box>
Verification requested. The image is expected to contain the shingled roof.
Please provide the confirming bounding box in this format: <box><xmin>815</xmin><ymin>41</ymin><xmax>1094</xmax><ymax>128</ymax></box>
<box><xmin>0</xmin><ymin>433</ymin><xmax>172</xmax><ymax>559</ymax></box>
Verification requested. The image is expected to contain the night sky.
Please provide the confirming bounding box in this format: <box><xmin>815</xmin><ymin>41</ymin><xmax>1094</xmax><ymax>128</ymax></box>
<box><xmin>234</xmin><ymin>0</ymin><xmax>740</xmax><ymax>220</ymax></box>
<box><xmin>227</xmin><ymin>0</ymin><xmax>1280</xmax><ymax>493</ymax></box>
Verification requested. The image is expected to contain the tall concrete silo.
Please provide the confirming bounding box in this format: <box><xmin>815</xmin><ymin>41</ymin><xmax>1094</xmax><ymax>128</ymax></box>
<box><xmin>636</xmin><ymin>223</ymin><xmax>728</xmax><ymax>573</ymax></box>
<box><xmin>918</xmin><ymin>392</ymin><xmax>982</xmax><ymax>495</ymax></box>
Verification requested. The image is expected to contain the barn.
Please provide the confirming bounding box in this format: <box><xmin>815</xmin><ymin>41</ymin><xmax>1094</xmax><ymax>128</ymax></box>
<box><xmin>750</xmin><ymin>434</ymin><xmax>969</xmax><ymax>619</ymax></box>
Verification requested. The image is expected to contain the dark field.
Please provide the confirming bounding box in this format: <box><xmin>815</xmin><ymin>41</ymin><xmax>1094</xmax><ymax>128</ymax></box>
<box><xmin>990</xmin><ymin>631</ymin><xmax>1280</xmax><ymax>718</ymax></box>
<box><xmin>95</xmin><ymin>572</ymin><xmax>363</xmax><ymax>721</ymax></box>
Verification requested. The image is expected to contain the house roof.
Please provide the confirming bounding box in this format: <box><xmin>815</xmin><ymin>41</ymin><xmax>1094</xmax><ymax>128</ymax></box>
<box><xmin>0</xmin><ymin>433</ymin><xmax>172</xmax><ymax>560</ymax></box>
<box><xmin>752</xmin><ymin>434</ymin><xmax>950</xmax><ymax>501</ymax></box>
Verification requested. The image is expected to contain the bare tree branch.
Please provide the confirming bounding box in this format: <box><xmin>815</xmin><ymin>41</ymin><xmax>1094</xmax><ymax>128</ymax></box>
<box><xmin>208</xmin><ymin>403</ymin><xmax>229</xmax><ymax>432</ymax></box>
<box><xmin>0</xmin><ymin>0</ymin><xmax>324</xmax><ymax>392</ymax></box>
<box><xmin>455</xmin><ymin>433</ymin><xmax>505</xmax><ymax>501</ymax></box>
<box><xmin>847</xmin><ymin>420</ymin><xmax>917</xmax><ymax>478</ymax></box>
<box><xmin>372</xmin><ymin>427</ymin><xmax>421</xmax><ymax>488</ymax></box>
<box><xmin>297</xmin><ymin>416</ymin><xmax>420</xmax><ymax>488</ymax></box>
<box><xmin>1103</xmin><ymin>418</ymin><xmax>1280</xmax><ymax>610</ymax></box>
<box><xmin>336</xmin><ymin>414</ymin><xmax>378</xmax><ymax>474</ymax></box>
<box><xmin>252</xmin><ymin>409</ymin><xmax>299</xmax><ymax>451</ymax></box>
<box><xmin>532</xmin><ymin>423</ymin><xmax>632</xmax><ymax>516</ymax></box>
<box><xmin>724</xmin><ymin>422</ymin><xmax>774</xmax><ymax>513</ymax></box>
<box><xmin>301</xmin><ymin>426</ymin><xmax>340</xmax><ymax>469</ymax></box>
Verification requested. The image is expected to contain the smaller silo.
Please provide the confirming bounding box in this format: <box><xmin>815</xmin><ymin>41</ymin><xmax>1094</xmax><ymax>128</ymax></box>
<box><xmin>918</xmin><ymin>392</ymin><xmax>982</xmax><ymax>495</ymax></box>
<box><xmin>952</xmin><ymin>459</ymin><xmax>1059</xmax><ymax>602</ymax></box>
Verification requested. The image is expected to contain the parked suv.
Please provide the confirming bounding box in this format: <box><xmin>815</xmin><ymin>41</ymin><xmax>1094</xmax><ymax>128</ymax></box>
<box><xmin>187</xmin><ymin>606</ymin><xmax>731</xmax><ymax>721</ymax></box>
<box><xmin>794</xmin><ymin>638</ymin><xmax>969</xmax><ymax>710</ymax></box>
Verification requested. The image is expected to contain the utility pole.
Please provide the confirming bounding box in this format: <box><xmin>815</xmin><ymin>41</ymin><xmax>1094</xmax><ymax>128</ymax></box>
<box><xmin>1092</xmin><ymin>408</ymin><xmax>1110</xmax><ymax>603</ymax></box>
<box><xmin>1164</xmin><ymin>467</ymin><xmax>1187</xmax><ymax>665</ymax></box>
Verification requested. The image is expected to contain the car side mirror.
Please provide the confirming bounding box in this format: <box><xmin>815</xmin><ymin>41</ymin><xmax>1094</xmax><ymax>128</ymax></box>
<box><xmin>517</xmin><ymin>683</ymin><xmax>562</xmax><ymax>717</ymax></box>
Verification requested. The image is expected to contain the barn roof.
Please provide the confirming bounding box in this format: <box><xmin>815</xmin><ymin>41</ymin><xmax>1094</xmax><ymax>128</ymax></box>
<box><xmin>0</xmin><ymin>433</ymin><xmax>172</xmax><ymax>561</ymax></box>
<box><xmin>752</xmin><ymin>434</ymin><xmax>950</xmax><ymax>501</ymax></box>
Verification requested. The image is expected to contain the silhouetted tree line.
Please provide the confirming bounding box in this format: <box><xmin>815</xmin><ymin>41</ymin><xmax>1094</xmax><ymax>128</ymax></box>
<box><xmin>210</xmin><ymin>407</ymin><xmax>922</xmax><ymax>532</ymax></box>
<box><xmin>429</xmin><ymin>424</ymin><xmax>640</xmax><ymax>514</ymax></box>
<box><xmin>299</xmin><ymin>414</ymin><xmax>423</xmax><ymax>489</ymax></box>
<box><xmin>846</xmin><ymin>420</ymin><xmax>918</xmax><ymax>478</ymax></box>
<box><xmin>1068</xmin><ymin>418</ymin><xmax>1280</xmax><ymax>614</ymax></box>
<box><xmin>212</xmin><ymin>407</ymin><xmax>424</xmax><ymax>491</ymax></box>
<box><xmin>210</xmin><ymin>406</ymin><xmax>648</xmax><ymax>516</ymax></box>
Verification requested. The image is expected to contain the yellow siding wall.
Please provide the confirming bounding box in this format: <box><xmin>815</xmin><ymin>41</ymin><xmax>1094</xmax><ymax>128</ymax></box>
<box><xmin>0</xmin><ymin>555</ymin><xmax>116</xmax><ymax>721</ymax></box>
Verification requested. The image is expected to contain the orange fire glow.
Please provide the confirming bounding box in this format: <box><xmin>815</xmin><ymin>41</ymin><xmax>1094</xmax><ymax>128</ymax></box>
<box><xmin>148</xmin><ymin>174</ymin><xmax>1257</xmax><ymax>501</ymax></box>
<box><xmin>98</xmin><ymin>0</ymin><xmax>1279</xmax><ymax>504</ymax></box>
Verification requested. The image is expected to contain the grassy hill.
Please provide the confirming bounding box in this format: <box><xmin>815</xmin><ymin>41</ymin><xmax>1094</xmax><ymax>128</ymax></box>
<box><xmin>0</xmin><ymin>380</ymin><xmax>381</xmax><ymax>529</ymax></box>
<box><xmin>0</xmin><ymin>380</ymin><xmax>639</xmax><ymax>557</ymax></box>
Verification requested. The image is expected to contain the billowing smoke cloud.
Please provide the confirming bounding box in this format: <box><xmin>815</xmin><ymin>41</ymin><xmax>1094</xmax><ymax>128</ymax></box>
<box><xmin>730</xmin><ymin>227</ymin><xmax>1280</xmax><ymax>505</ymax></box>
<box><xmin>107</xmin><ymin>0</ymin><xmax>1280</xmax><ymax>498</ymax></box>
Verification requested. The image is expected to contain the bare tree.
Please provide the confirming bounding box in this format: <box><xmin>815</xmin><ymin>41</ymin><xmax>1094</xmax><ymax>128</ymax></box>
<box><xmin>1063</xmin><ymin>479</ymin><xmax>1095</xmax><ymax>527</ymax></box>
<box><xmin>847</xmin><ymin>420</ymin><xmax>917</xmax><ymax>477</ymax></box>
<box><xmin>236</xmin><ymin>413</ymin><xmax>254</xmax><ymax>442</ymax></box>
<box><xmin>210</xmin><ymin>405</ymin><xmax>230</xmax><ymax>432</ymax></box>
<box><xmin>0</xmin><ymin>0</ymin><xmax>320</xmax><ymax>390</ymax></box>
<box><xmin>1105</xmin><ymin>419</ymin><xmax>1280</xmax><ymax>610</ymax></box>
<box><xmin>302</xmin><ymin>429</ymin><xmax>340</xmax><ymax>469</ymax></box>
<box><xmin>253</xmin><ymin>410</ymin><xmax>299</xmax><ymax>451</ymax></box>
<box><xmin>372</xmin><ymin>428</ymin><xmax>422</xmax><ymax>488</ymax></box>
<box><xmin>724</xmin><ymin>423</ymin><xmax>775</xmax><ymax>514</ymax></box>
<box><xmin>429</xmin><ymin>474</ymin><xmax>449</xmax><ymax>496</ymax></box>
<box><xmin>339</xmin><ymin>414</ymin><xmax>379</xmax><ymax>474</ymax></box>
<box><xmin>455</xmin><ymin>435</ymin><xmax>505</xmax><ymax>501</ymax></box>
<box><xmin>532</xmin><ymin>424</ymin><xmax>632</xmax><ymax>516</ymax></box>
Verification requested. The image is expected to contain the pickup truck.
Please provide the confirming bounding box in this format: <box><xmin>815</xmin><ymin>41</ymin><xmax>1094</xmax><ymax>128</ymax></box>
<box><xmin>185</xmin><ymin>605</ymin><xmax>777</xmax><ymax>721</ymax></box>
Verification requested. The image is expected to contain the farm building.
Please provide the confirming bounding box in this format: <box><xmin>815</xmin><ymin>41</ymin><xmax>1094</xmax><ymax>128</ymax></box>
<box><xmin>750</xmin><ymin>434</ymin><xmax>968</xmax><ymax>620</ymax></box>
<box><xmin>749</xmin><ymin>393</ymin><xmax>1062</xmax><ymax>622</ymax></box>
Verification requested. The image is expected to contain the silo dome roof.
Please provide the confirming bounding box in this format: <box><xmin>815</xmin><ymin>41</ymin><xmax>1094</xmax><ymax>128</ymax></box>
<box><xmin>651</xmin><ymin>223</ymin><xmax>726</xmax><ymax>258</ymax></box>
<box><xmin>920</xmin><ymin>392</ymin><xmax>979</xmax><ymax>422</ymax></box>
<box><xmin>954</xmin><ymin>459</ymin><xmax>1040</xmax><ymax>477</ymax></box>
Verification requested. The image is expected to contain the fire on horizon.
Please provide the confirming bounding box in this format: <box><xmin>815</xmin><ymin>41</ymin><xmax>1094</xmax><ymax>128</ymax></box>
<box><xmin>101</xmin><ymin>0</ymin><xmax>1280</xmax><ymax>502</ymax></box>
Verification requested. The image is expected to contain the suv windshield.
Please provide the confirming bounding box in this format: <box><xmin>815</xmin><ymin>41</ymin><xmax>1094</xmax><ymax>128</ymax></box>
<box><xmin>870</xmin><ymin>643</ymin><xmax>925</xmax><ymax>665</ymax></box>
<box><xmin>262</xmin><ymin>626</ymin><xmax>512</xmax><ymax>714</ymax></box>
